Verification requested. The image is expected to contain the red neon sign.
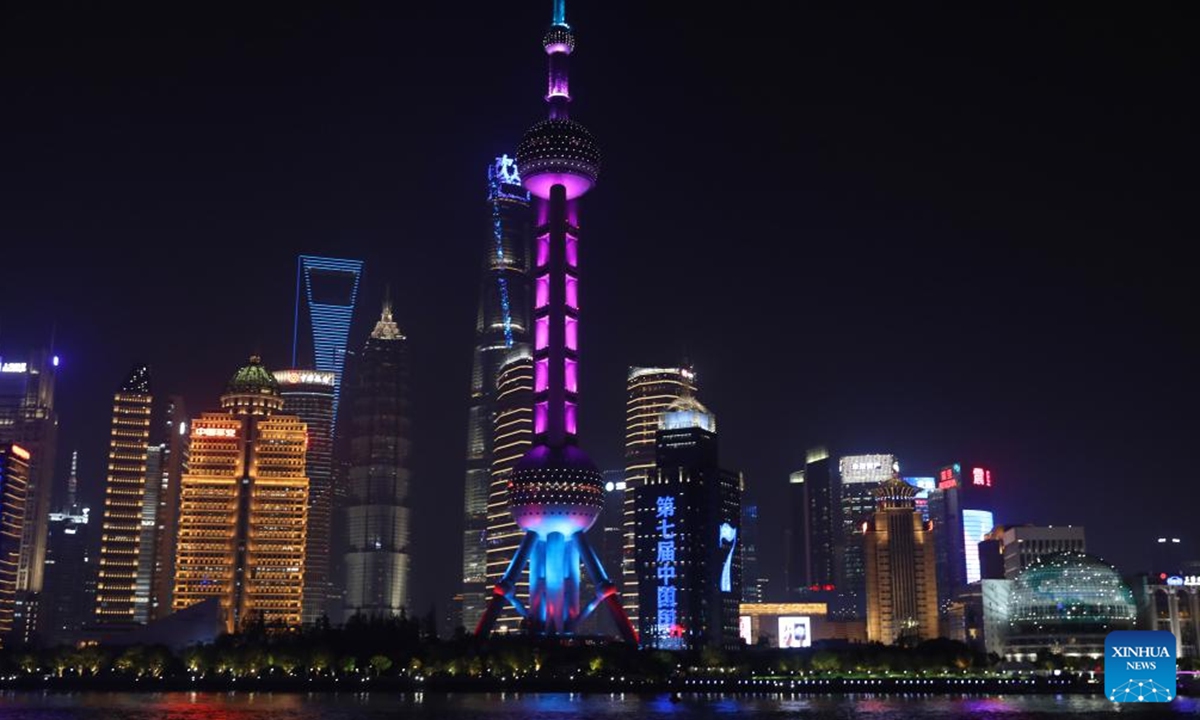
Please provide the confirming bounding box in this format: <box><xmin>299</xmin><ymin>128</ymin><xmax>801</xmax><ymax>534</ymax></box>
<box><xmin>972</xmin><ymin>467</ymin><xmax>992</xmax><ymax>487</ymax></box>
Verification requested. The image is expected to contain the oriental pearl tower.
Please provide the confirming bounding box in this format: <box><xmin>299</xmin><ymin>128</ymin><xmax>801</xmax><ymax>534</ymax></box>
<box><xmin>475</xmin><ymin>0</ymin><xmax>637</xmax><ymax>643</ymax></box>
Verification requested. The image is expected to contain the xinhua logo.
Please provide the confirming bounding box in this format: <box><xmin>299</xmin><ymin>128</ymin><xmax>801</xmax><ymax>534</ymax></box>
<box><xmin>1105</xmin><ymin>630</ymin><xmax>1176</xmax><ymax>703</ymax></box>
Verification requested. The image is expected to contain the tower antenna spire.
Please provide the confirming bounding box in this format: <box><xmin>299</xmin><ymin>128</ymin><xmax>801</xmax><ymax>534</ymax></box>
<box><xmin>552</xmin><ymin>0</ymin><xmax>567</xmax><ymax>27</ymax></box>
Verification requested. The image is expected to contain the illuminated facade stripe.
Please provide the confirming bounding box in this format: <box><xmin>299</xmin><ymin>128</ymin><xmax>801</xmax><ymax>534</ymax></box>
<box><xmin>293</xmin><ymin>255</ymin><xmax>363</xmax><ymax>424</ymax></box>
<box><xmin>0</xmin><ymin>446</ymin><xmax>30</xmax><ymax>645</ymax></box>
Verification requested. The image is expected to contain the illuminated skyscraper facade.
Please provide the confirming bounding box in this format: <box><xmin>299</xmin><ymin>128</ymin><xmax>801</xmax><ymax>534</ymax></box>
<box><xmin>835</xmin><ymin>453</ymin><xmax>896</xmax><ymax>618</ymax></box>
<box><xmin>483</xmin><ymin>349</ymin><xmax>533</xmax><ymax>634</ymax></box>
<box><xmin>0</xmin><ymin>351</ymin><xmax>59</xmax><ymax>605</ymax></box>
<box><xmin>864</xmin><ymin>475</ymin><xmax>939</xmax><ymax>644</ymax></box>
<box><xmin>476</xmin><ymin>0</ymin><xmax>636</xmax><ymax>642</ymax></box>
<box><xmin>463</xmin><ymin>155</ymin><xmax>532</xmax><ymax>629</ymax></box>
<box><xmin>173</xmin><ymin>357</ymin><xmax>309</xmax><ymax>632</ymax></box>
<box><xmin>342</xmin><ymin>301</ymin><xmax>411</xmax><ymax>620</ymax></box>
<box><xmin>293</xmin><ymin>255</ymin><xmax>364</xmax><ymax>423</ymax></box>
<box><xmin>623</xmin><ymin>366</ymin><xmax>696</xmax><ymax>622</ymax></box>
<box><xmin>635</xmin><ymin>398</ymin><xmax>741</xmax><ymax>650</ymax></box>
<box><xmin>0</xmin><ymin>444</ymin><xmax>30</xmax><ymax>647</ymax></box>
<box><xmin>275</xmin><ymin>369</ymin><xmax>337</xmax><ymax>623</ymax></box>
<box><xmin>95</xmin><ymin>365</ymin><xmax>153</xmax><ymax>624</ymax></box>
<box><xmin>928</xmin><ymin>463</ymin><xmax>996</xmax><ymax>609</ymax></box>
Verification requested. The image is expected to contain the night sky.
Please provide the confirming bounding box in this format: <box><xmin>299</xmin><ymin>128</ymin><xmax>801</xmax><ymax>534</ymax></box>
<box><xmin>2</xmin><ymin>3</ymin><xmax>1196</xmax><ymax>616</ymax></box>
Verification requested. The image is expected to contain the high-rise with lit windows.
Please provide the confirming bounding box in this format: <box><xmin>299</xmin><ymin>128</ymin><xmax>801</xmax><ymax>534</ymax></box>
<box><xmin>462</xmin><ymin>155</ymin><xmax>532</xmax><ymax>630</ymax></box>
<box><xmin>0</xmin><ymin>443</ymin><xmax>30</xmax><ymax>646</ymax></box>
<box><xmin>622</xmin><ymin>366</ymin><xmax>696</xmax><ymax>623</ymax></box>
<box><xmin>95</xmin><ymin>365</ymin><xmax>153</xmax><ymax>624</ymax></box>
<box><xmin>342</xmin><ymin>300</ymin><xmax>411</xmax><ymax>620</ymax></box>
<box><xmin>274</xmin><ymin>369</ymin><xmax>336</xmax><ymax>623</ymax></box>
<box><xmin>172</xmin><ymin>357</ymin><xmax>309</xmax><ymax>632</ymax></box>
<box><xmin>483</xmin><ymin>349</ymin><xmax>533</xmax><ymax>633</ymax></box>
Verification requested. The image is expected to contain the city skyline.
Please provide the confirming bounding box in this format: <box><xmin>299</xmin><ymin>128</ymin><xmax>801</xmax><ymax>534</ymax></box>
<box><xmin>2</xmin><ymin>1</ymin><xmax>1196</xmax><ymax>624</ymax></box>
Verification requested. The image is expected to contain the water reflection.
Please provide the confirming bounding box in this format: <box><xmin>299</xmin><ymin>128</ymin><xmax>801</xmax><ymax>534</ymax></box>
<box><xmin>1</xmin><ymin>691</ymin><xmax>1197</xmax><ymax>719</ymax></box>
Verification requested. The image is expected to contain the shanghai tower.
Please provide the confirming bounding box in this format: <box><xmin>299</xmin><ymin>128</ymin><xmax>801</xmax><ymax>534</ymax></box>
<box><xmin>461</xmin><ymin>155</ymin><xmax>532</xmax><ymax>629</ymax></box>
<box><xmin>476</xmin><ymin>0</ymin><xmax>637</xmax><ymax>642</ymax></box>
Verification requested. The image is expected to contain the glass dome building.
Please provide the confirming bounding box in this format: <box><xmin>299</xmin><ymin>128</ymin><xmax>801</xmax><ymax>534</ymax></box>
<box><xmin>1005</xmin><ymin>551</ymin><xmax>1137</xmax><ymax>661</ymax></box>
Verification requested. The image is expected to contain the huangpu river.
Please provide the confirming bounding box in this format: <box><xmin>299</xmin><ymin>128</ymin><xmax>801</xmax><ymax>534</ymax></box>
<box><xmin>1</xmin><ymin>691</ymin><xmax>1197</xmax><ymax>719</ymax></box>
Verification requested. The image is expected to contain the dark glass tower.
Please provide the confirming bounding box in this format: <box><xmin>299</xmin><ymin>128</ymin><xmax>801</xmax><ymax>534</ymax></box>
<box><xmin>41</xmin><ymin>450</ymin><xmax>94</xmax><ymax>644</ymax></box>
<box><xmin>635</xmin><ymin>398</ymin><xmax>742</xmax><ymax>650</ymax></box>
<box><xmin>462</xmin><ymin>155</ymin><xmax>532</xmax><ymax>629</ymax></box>
<box><xmin>275</xmin><ymin>369</ymin><xmax>337</xmax><ymax>624</ymax></box>
<box><xmin>928</xmin><ymin>462</ymin><xmax>996</xmax><ymax>610</ymax></box>
<box><xmin>475</xmin><ymin>0</ymin><xmax>636</xmax><ymax>642</ymax></box>
<box><xmin>342</xmin><ymin>299</ymin><xmax>411</xmax><ymax>620</ymax></box>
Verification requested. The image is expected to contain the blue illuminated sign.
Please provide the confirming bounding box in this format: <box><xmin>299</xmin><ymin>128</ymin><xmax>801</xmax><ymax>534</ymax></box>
<box><xmin>655</xmin><ymin>495</ymin><xmax>678</xmax><ymax>643</ymax></box>
<box><xmin>719</xmin><ymin>522</ymin><xmax>737</xmax><ymax>593</ymax></box>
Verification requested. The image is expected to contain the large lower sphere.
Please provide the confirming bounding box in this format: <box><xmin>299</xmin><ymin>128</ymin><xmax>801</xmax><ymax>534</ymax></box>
<box><xmin>508</xmin><ymin>444</ymin><xmax>604</xmax><ymax>535</ymax></box>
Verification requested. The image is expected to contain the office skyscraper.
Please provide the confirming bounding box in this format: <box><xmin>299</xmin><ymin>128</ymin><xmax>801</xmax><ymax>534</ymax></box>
<box><xmin>635</xmin><ymin>397</ymin><xmax>741</xmax><ymax>650</ymax></box>
<box><xmin>173</xmin><ymin>357</ymin><xmax>309</xmax><ymax>632</ymax></box>
<box><xmin>836</xmin><ymin>453</ymin><xmax>897</xmax><ymax>618</ymax></box>
<box><xmin>150</xmin><ymin>397</ymin><xmax>188</xmax><ymax>621</ymax></box>
<box><xmin>476</xmin><ymin>0</ymin><xmax>636</xmax><ymax>642</ymax></box>
<box><xmin>0</xmin><ymin>444</ymin><xmax>30</xmax><ymax>647</ymax></box>
<box><xmin>0</xmin><ymin>351</ymin><xmax>59</xmax><ymax>608</ymax></box>
<box><xmin>463</xmin><ymin>155</ymin><xmax>532</xmax><ymax>629</ymax></box>
<box><xmin>293</xmin><ymin>255</ymin><xmax>364</xmax><ymax>423</ymax></box>
<box><xmin>864</xmin><ymin>474</ymin><xmax>939</xmax><ymax>644</ymax></box>
<box><xmin>95</xmin><ymin>365</ymin><xmax>153</xmax><ymax>625</ymax></box>
<box><xmin>40</xmin><ymin>450</ymin><xmax>94</xmax><ymax>644</ymax></box>
<box><xmin>741</xmin><ymin>501</ymin><xmax>766</xmax><ymax>604</ymax></box>
<box><xmin>787</xmin><ymin>447</ymin><xmax>836</xmax><ymax>597</ymax></box>
<box><xmin>342</xmin><ymin>300</ymin><xmax>411</xmax><ymax>620</ymax></box>
<box><xmin>274</xmin><ymin>369</ymin><xmax>337</xmax><ymax>623</ymax></box>
<box><xmin>623</xmin><ymin>366</ymin><xmax>696</xmax><ymax>622</ymax></box>
<box><xmin>483</xmin><ymin>349</ymin><xmax>533</xmax><ymax>634</ymax></box>
<box><xmin>928</xmin><ymin>463</ymin><xmax>996</xmax><ymax>609</ymax></box>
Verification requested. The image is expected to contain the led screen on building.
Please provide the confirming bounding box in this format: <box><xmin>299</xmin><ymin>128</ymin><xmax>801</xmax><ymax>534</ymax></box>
<box><xmin>777</xmin><ymin>616</ymin><xmax>811</xmax><ymax>648</ymax></box>
<box><xmin>739</xmin><ymin>615</ymin><xmax>753</xmax><ymax>645</ymax></box>
<box><xmin>963</xmin><ymin>509</ymin><xmax>995</xmax><ymax>584</ymax></box>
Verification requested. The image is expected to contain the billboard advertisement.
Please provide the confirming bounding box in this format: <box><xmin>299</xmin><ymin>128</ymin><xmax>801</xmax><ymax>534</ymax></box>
<box><xmin>739</xmin><ymin>615</ymin><xmax>753</xmax><ymax>645</ymax></box>
<box><xmin>777</xmin><ymin>616</ymin><xmax>811</xmax><ymax>648</ymax></box>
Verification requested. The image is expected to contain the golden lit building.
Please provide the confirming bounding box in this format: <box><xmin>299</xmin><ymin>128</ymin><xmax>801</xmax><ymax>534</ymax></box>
<box><xmin>864</xmin><ymin>474</ymin><xmax>939</xmax><ymax>644</ymax></box>
<box><xmin>483</xmin><ymin>349</ymin><xmax>533</xmax><ymax>633</ymax></box>
<box><xmin>172</xmin><ymin>357</ymin><xmax>308</xmax><ymax>633</ymax></box>
<box><xmin>622</xmin><ymin>366</ymin><xmax>696</xmax><ymax>623</ymax></box>
<box><xmin>94</xmin><ymin>365</ymin><xmax>153</xmax><ymax>624</ymax></box>
<box><xmin>0</xmin><ymin>444</ymin><xmax>31</xmax><ymax>646</ymax></box>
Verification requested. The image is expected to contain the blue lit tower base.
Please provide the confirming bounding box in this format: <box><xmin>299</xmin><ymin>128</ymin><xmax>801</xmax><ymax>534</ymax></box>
<box><xmin>475</xmin><ymin>0</ymin><xmax>636</xmax><ymax>644</ymax></box>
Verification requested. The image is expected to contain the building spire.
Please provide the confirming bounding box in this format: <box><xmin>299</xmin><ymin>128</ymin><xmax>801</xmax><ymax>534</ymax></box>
<box><xmin>67</xmin><ymin>449</ymin><xmax>79</xmax><ymax>510</ymax></box>
<box><xmin>552</xmin><ymin>0</ymin><xmax>568</xmax><ymax>27</ymax></box>
<box><xmin>382</xmin><ymin>285</ymin><xmax>393</xmax><ymax>322</ymax></box>
<box><xmin>370</xmin><ymin>292</ymin><xmax>404</xmax><ymax>341</ymax></box>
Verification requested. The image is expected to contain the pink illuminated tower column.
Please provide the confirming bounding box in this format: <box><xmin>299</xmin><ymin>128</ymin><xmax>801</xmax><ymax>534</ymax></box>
<box><xmin>475</xmin><ymin>0</ymin><xmax>637</xmax><ymax>643</ymax></box>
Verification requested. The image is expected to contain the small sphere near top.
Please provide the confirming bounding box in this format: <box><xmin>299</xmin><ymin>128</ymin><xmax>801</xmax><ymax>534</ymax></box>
<box><xmin>543</xmin><ymin>26</ymin><xmax>575</xmax><ymax>54</ymax></box>
<box><xmin>516</xmin><ymin>119</ymin><xmax>601</xmax><ymax>200</ymax></box>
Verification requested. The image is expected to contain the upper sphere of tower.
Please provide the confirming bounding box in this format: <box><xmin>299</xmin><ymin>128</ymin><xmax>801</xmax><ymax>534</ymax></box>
<box><xmin>543</xmin><ymin>26</ymin><xmax>575</xmax><ymax>54</ymax></box>
<box><xmin>517</xmin><ymin>119</ymin><xmax>601</xmax><ymax>200</ymax></box>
